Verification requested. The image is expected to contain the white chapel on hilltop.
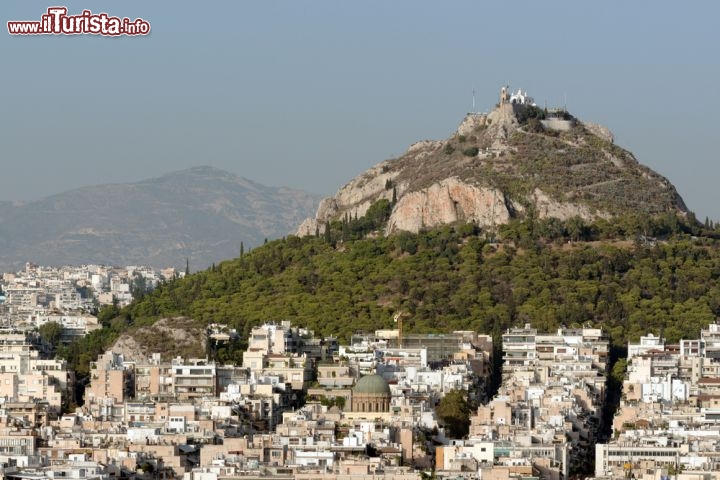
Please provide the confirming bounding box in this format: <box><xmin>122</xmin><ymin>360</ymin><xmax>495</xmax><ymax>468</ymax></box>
<box><xmin>509</xmin><ymin>88</ymin><xmax>535</xmax><ymax>106</ymax></box>
<box><xmin>499</xmin><ymin>85</ymin><xmax>536</xmax><ymax>107</ymax></box>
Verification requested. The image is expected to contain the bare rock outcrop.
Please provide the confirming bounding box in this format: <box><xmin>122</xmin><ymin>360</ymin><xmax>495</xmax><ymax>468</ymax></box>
<box><xmin>584</xmin><ymin>122</ymin><xmax>614</xmax><ymax>143</ymax></box>
<box><xmin>314</xmin><ymin>163</ymin><xmax>398</xmax><ymax>222</ymax></box>
<box><xmin>530</xmin><ymin>188</ymin><xmax>607</xmax><ymax>221</ymax></box>
<box><xmin>109</xmin><ymin>317</ymin><xmax>207</xmax><ymax>363</ymax></box>
<box><xmin>485</xmin><ymin>104</ymin><xmax>519</xmax><ymax>150</ymax></box>
<box><xmin>297</xmin><ymin>217</ymin><xmax>324</xmax><ymax>236</ymax></box>
<box><xmin>386</xmin><ymin>178</ymin><xmax>509</xmax><ymax>233</ymax></box>
<box><xmin>408</xmin><ymin>140</ymin><xmax>443</xmax><ymax>154</ymax></box>
<box><xmin>457</xmin><ymin>114</ymin><xmax>488</xmax><ymax>137</ymax></box>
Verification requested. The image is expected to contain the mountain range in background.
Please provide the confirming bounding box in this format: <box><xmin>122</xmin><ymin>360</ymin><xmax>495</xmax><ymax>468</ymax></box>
<box><xmin>0</xmin><ymin>166</ymin><xmax>321</xmax><ymax>273</ymax></box>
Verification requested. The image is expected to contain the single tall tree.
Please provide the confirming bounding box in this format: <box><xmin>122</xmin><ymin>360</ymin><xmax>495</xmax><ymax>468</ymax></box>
<box><xmin>435</xmin><ymin>389</ymin><xmax>471</xmax><ymax>439</ymax></box>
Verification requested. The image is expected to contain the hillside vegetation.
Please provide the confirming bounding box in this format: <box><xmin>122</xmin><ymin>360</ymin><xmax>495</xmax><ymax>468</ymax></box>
<box><xmin>405</xmin><ymin>120</ymin><xmax>685</xmax><ymax>216</ymax></box>
<box><xmin>61</xmin><ymin>211</ymin><xmax>720</xmax><ymax>378</ymax></box>
<box><xmin>496</xmin><ymin>126</ymin><xmax>682</xmax><ymax>214</ymax></box>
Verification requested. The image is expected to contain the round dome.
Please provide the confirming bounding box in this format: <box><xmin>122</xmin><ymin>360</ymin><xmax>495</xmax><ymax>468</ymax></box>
<box><xmin>353</xmin><ymin>374</ymin><xmax>391</xmax><ymax>396</ymax></box>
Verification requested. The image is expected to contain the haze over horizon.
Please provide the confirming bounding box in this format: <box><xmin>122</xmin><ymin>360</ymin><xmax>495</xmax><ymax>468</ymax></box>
<box><xmin>0</xmin><ymin>165</ymin><xmax>311</xmax><ymax>205</ymax></box>
<box><xmin>2</xmin><ymin>1</ymin><xmax>719</xmax><ymax>220</ymax></box>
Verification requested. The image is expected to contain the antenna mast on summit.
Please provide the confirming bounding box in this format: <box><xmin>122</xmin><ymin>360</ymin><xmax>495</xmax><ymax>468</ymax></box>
<box><xmin>472</xmin><ymin>89</ymin><xmax>476</xmax><ymax>112</ymax></box>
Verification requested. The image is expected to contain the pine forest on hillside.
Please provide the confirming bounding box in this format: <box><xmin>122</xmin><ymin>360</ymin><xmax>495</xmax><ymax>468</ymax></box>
<box><xmin>60</xmin><ymin>211</ymin><xmax>720</xmax><ymax>378</ymax></box>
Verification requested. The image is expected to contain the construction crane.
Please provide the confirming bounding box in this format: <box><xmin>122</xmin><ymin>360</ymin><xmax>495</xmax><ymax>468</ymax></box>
<box><xmin>393</xmin><ymin>311</ymin><xmax>409</xmax><ymax>348</ymax></box>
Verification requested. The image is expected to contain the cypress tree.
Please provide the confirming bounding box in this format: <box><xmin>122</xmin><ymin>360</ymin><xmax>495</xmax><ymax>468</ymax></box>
<box><xmin>324</xmin><ymin>223</ymin><xmax>332</xmax><ymax>244</ymax></box>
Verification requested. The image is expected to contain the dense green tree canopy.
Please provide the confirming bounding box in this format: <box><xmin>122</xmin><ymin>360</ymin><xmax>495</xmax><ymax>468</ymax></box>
<box><xmin>435</xmin><ymin>389</ymin><xmax>472</xmax><ymax>438</ymax></box>
<box><xmin>59</xmin><ymin>213</ymin><xmax>720</xmax><ymax>383</ymax></box>
<box><xmin>39</xmin><ymin>321</ymin><xmax>63</xmax><ymax>349</ymax></box>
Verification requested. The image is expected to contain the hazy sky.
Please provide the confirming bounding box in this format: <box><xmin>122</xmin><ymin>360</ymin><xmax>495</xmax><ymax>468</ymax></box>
<box><xmin>2</xmin><ymin>1</ymin><xmax>719</xmax><ymax>220</ymax></box>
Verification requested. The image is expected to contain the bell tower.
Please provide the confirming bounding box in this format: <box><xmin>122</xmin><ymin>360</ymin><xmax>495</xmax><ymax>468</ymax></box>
<box><xmin>499</xmin><ymin>85</ymin><xmax>509</xmax><ymax>106</ymax></box>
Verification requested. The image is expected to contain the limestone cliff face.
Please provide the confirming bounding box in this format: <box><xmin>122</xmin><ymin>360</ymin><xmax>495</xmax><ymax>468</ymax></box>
<box><xmin>486</xmin><ymin>104</ymin><xmax>520</xmax><ymax>150</ymax></box>
<box><xmin>297</xmin><ymin>93</ymin><xmax>687</xmax><ymax>237</ymax></box>
<box><xmin>296</xmin><ymin>161</ymin><xmax>400</xmax><ymax>236</ymax></box>
<box><xmin>529</xmin><ymin>188</ymin><xmax>604</xmax><ymax>222</ymax></box>
<box><xmin>386</xmin><ymin>178</ymin><xmax>509</xmax><ymax>233</ymax></box>
<box><xmin>584</xmin><ymin>123</ymin><xmax>614</xmax><ymax>143</ymax></box>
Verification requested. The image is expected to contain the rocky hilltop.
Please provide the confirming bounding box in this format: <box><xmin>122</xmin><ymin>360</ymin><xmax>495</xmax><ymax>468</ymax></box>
<box><xmin>0</xmin><ymin>167</ymin><xmax>321</xmax><ymax>272</ymax></box>
<box><xmin>298</xmin><ymin>87</ymin><xmax>687</xmax><ymax>236</ymax></box>
<box><xmin>109</xmin><ymin>317</ymin><xmax>207</xmax><ymax>363</ymax></box>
